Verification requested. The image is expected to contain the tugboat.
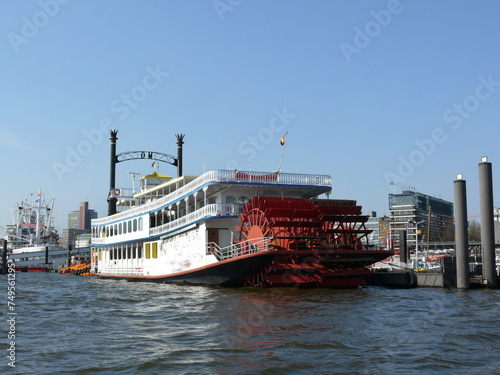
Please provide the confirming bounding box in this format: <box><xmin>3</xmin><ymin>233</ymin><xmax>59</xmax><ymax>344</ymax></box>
<box><xmin>90</xmin><ymin>133</ymin><xmax>393</xmax><ymax>287</ymax></box>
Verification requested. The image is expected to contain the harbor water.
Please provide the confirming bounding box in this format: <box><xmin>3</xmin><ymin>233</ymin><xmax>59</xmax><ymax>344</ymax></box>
<box><xmin>2</xmin><ymin>273</ymin><xmax>499</xmax><ymax>374</ymax></box>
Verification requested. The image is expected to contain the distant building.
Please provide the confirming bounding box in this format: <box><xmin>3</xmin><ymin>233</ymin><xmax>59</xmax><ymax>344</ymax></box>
<box><xmin>365</xmin><ymin>212</ymin><xmax>393</xmax><ymax>250</ymax></box>
<box><xmin>67</xmin><ymin>201</ymin><xmax>98</xmax><ymax>230</ymax></box>
<box><xmin>60</xmin><ymin>228</ymin><xmax>88</xmax><ymax>249</ymax></box>
<box><xmin>389</xmin><ymin>190</ymin><xmax>454</xmax><ymax>250</ymax></box>
<box><xmin>494</xmin><ymin>208</ymin><xmax>500</xmax><ymax>244</ymax></box>
<box><xmin>62</xmin><ymin>202</ymin><xmax>97</xmax><ymax>248</ymax></box>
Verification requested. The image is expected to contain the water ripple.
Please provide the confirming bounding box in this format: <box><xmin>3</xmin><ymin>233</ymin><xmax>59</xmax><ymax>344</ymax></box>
<box><xmin>2</xmin><ymin>273</ymin><xmax>499</xmax><ymax>374</ymax></box>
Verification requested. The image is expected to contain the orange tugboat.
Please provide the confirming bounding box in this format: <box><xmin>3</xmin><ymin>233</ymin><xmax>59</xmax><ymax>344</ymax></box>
<box><xmin>61</xmin><ymin>255</ymin><xmax>91</xmax><ymax>276</ymax></box>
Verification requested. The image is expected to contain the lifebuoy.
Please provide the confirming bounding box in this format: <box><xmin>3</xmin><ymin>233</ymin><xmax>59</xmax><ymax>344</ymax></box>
<box><xmin>114</xmin><ymin>189</ymin><xmax>121</xmax><ymax>196</ymax></box>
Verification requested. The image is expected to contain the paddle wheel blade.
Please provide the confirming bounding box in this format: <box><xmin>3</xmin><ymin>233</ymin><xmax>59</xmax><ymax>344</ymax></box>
<box><xmin>234</xmin><ymin>196</ymin><xmax>393</xmax><ymax>287</ymax></box>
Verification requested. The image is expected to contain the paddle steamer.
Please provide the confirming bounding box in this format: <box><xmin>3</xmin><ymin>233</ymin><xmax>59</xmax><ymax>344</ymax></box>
<box><xmin>90</xmin><ymin>132</ymin><xmax>392</xmax><ymax>287</ymax></box>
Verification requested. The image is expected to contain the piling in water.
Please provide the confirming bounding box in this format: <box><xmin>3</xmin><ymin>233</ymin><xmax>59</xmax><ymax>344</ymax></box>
<box><xmin>67</xmin><ymin>244</ymin><xmax>72</xmax><ymax>268</ymax></box>
<box><xmin>1</xmin><ymin>240</ymin><xmax>7</xmax><ymax>275</ymax></box>
<box><xmin>454</xmin><ymin>175</ymin><xmax>470</xmax><ymax>289</ymax></box>
<box><xmin>478</xmin><ymin>157</ymin><xmax>497</xmax><ymax>288</ymax></box>
<box><xmin>399</xmin><ymin>230</ymin><xmax>408</xmax><ymax>264</ymax></box>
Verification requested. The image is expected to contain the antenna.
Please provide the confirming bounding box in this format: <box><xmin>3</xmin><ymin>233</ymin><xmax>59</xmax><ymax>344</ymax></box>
<box><xmin>127</xmin><ymin>172</ymin><xmax>141</xmax><ymax>194</ymax></box>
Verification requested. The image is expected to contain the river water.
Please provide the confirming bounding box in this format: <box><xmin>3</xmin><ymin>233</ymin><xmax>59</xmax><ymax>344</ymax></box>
<box><xmin>2</xmin><ymin>272</ymin><xmax>499</xmax><ymax>374</ymax></box>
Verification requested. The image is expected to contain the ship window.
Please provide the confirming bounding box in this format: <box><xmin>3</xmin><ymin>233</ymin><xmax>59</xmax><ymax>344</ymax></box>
<box><xmin>139</xmin><ymin>217</ymin><xmax>143</xmax><ymax>231</ymax></box>
<box><xmin>238</xmin><ymin>196</ymin><xmax>248</xmax><ymax>204</ymax></box>
<box><xmin>110</xmin><ymin>247</ymin><xmax>114</xmax><ymax>260</ymax></box>
<box><xmin>152</xmin><ymin>242</ymin><xmax>158</xmax><ymax>259</ymax></box>
<box><xmin>133</xmin><ymin>219</ymin><xmax>137</xmax><ymax>232</ymax></box>
<box><xmin>208</xmin><ymin>197</ymin><xmax>217</xmax><ymax>204</ymax></box>
<box><xmin>124</xmin><ymin>222</ymin><xmax>127</xmax><ymax>234</ymax></box>
<box><xmin>128</xmin><ymin>221</ymin><xmax>132</xmax><ymax>233</ymax></box>
<box><xmin>127</xmin><ymin>244</ymin><xmax>131</xmax><ymax>259</ymax></box>
<box><xmin>226</xmin><ymin>196</ymin><xmax>236</xmax><ymax>204</ymax></box>
<box><xmin>138</xmin><ymin>243</ymin><xmax>142</xmax><ymax>258</ymax></box>
<box><xmin>114</xmin><ymin>247</ymin><xmax>117</xmax><ymax>260</ymax></box>
<box><xmin>145</xmin><ymin>243</ymin><xmax>151</xmax><ymax>259</ymax></box>
<box><xmin>114</xmin><ymin>224</ymin><xmax>118</xmax><ymax>236</ymax></box>
<box><xmin>132</xmin><ymin>244</ymin><xmax>136</xmax><ymax>259</ymax></box>
<box><xmin>118</xmin><ymin>247</ymin><xmax>122</xmax><ymax>260</ymax></box>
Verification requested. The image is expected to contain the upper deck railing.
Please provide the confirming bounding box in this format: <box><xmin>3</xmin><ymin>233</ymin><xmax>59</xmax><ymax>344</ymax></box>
<box><xmin>92</xmin><ymin>170</ymin><xmax>332</xmax><ymax>226</ymax></box>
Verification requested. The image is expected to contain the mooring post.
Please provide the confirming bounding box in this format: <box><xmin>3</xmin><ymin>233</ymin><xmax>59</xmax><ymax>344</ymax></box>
<box><xmin>454</xmin><ymin>174</ymin><xmax>470</xmax><ymax>289</ymax></box>
<box><xmin>1</xmin><ymin>240</ymin><xmax>7</xmax><ymax>275</ymax></box>
<box><xmin>399</xmin><ymin>230</ymin><xmax>408</xmax><ymax>265</ymax></box>
<box><xmin>67</xmin><ymin>244</ymin><xmax>72</xmax><ymax>268</ymax></box>
<box><xmin>478</xmin><ymin>157</ymin><xmax>497</xmax><ymax>288</ymax></box>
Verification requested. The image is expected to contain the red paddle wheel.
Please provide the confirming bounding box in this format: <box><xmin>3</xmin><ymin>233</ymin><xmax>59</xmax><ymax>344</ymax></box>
<box><xmin>235</xmin><ymin>197</ymin><xmax>392</xmax><ymax>287</ymax></box>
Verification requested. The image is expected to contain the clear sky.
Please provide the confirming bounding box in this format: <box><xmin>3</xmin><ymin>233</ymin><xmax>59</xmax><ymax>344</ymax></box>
<box><xmin>1</xmin><ymin>0</ymin><xmax>499</xmax><ymax>232</ymax></box>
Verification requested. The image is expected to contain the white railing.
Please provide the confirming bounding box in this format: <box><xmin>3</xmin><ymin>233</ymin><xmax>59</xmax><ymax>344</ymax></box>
<box><xmin>91</xmin><ymin>203</ymin><xmax>238</xmax><ymax>244</ymax></box>
<box><xmin>207</xmin><ymin>237</ymin><xmax>273</xmax><ymax>261</ymax></box>
<box><xmin>93</xmin><ymin>170</ymin><xmax>332</xmax><ymax>226</ymax></box>
<box><xmin>149</xmin><ymin>203</ymin><xmax>237</xmax><ymax>237</ymax></box>
<box><xmin>96</xmin><ymin>266</ymin><xmax>143</xmax><ymax>276</ymax></box>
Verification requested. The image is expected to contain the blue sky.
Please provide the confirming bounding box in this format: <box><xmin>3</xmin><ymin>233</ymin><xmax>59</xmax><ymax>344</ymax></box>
<box><xmin>1</xmin><ymin>0</ymin><xmax>499</xmax><ymax>232</ymax></box>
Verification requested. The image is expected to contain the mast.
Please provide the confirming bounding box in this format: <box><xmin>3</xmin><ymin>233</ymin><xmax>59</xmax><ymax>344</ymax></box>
<box><xmin>45</xmin><ymin>196</ymin><xmax>56</xmax><ymax>238</ymax></box>
<box><xmin>426</xmin><ymin>206</ymin><xmax>431</xmax><ymax>268</ymax></box>
<box><xmin>35</xmin><ymin>188</ymin><xmax>42</xmax><ymax>245</ymax></box>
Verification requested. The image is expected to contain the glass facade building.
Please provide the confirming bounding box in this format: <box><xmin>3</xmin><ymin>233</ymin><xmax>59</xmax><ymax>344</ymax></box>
<box><xmin>389</xmin><ymin>190</ymin><xmax>454</xmax><ymax>250</ymax></box>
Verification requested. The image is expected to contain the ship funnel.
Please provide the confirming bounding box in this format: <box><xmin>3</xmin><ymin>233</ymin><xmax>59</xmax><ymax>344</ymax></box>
<box><xmin>176</xmin><ymin>134</ymin><xmax>185</xmax><ymax>178</ymax></box>
<box><xmin>108</xmin><ymin>130</ymin><xmax>118</xmax><ymax>216</ymax></box>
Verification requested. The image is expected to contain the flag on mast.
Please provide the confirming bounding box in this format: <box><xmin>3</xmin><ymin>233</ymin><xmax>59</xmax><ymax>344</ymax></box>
<box><xmin>278</xmin><ymin>131</ymin><xmax>288</xmax><ymax>173</ymax></box>
<box><xmin>280</xmin><ymin>131</ymin><xmax>288</xmax><ymax>146</ymax></box>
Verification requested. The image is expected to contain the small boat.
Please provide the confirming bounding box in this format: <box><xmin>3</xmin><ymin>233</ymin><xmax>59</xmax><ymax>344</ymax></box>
<box><xmin>61</xmin><ymin>255</ymin><xmax>91</xmax><ymax>276</ymax></box>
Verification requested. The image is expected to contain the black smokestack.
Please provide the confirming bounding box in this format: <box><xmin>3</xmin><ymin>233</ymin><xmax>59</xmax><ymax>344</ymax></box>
<box><xmin>176</xmin><ymin>134</ymin><xmax>185</xmax><ymax>178</ymax></box>
<box><xmin>108</xmin><ymin>130</ymin><xmax>119</xmax><ymax>215</ymax></box>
